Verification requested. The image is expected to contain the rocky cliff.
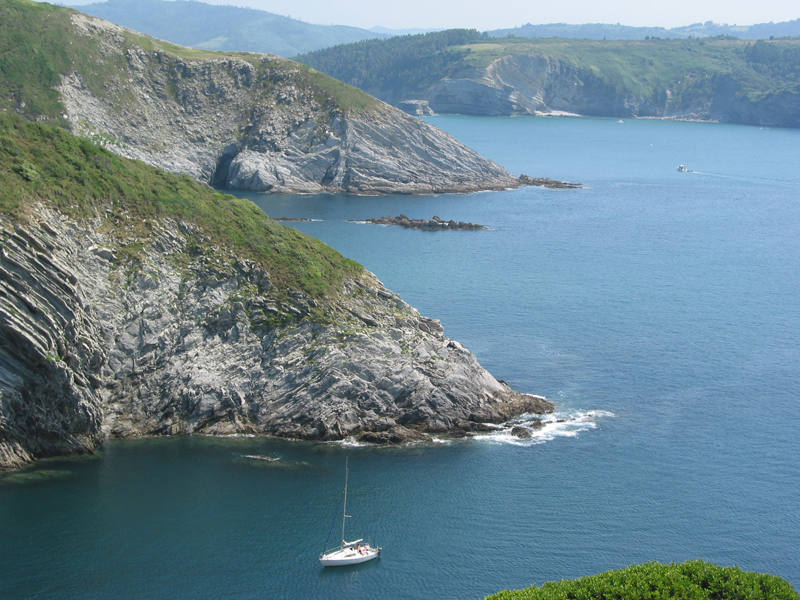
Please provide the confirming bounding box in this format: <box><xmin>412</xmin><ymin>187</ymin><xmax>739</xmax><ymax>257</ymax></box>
<box><xmin>423</xmin><ymin>53</ymin><xmax>800</xmax><ymax>127</ymax></box>
<box><xmin>50</xmin><ymin>10</ymin><xmax>518</xmax><ymax>194</ymax></box>
<box><xmin>297</xmin><ymin>32</ymin><xmax>800</xmax><ymax>128</ymax></box>
<box><xmin>0</xmin><ymin>118</ymin><xmax>552</xmax><ymax>471</ymax></box>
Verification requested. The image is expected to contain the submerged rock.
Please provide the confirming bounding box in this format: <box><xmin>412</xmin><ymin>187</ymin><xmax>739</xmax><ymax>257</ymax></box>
<box><xmin>518</xmin><ymin>175</ymin><xmax>583</xmax><ymax>189</ymax></box>
<box><xmin>511</xmin><ymin>426</ymin><xmax>533</xmax><ymax>439</ymax></box>
<box><xmin>355</xmin><ymin>215</ymin><xmax>488</xmax><ymax>231</ymax></box>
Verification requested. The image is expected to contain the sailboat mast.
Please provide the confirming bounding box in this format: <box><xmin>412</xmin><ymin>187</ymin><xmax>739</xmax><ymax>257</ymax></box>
<box><xmin>341</xmin><ymin>456</ymin><xmax>349</xmax><ymax>545</ymax></box>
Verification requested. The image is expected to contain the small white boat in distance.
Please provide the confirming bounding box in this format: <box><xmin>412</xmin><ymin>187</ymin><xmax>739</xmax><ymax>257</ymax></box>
<box><xmin>319</xmin><ymin>458</ymin><xmax>381</xmax><ymax>567</ymax></box>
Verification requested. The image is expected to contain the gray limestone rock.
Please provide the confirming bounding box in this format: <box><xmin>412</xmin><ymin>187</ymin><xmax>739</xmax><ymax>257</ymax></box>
<box><xmin>0</xmin><ymin>206</ymin><xmax>553</xmax><ymax>470</ymax></box>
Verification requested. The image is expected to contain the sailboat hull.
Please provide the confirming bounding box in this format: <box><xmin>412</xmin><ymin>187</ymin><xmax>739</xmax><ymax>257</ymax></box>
<box><xmin>320</xmin><ymin>546</ymin><xmax>380</xmax><ymax>567</ymax></box>
<box><xmin>321</xmin><ymin>458</ymin><xmax>381</xmax><ymax>567</ymax></box>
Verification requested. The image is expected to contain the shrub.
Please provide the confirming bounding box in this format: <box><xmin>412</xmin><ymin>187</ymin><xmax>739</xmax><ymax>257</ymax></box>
<box><xmin>487</xmin><ymin>560</ymin><xmax>799</xmax><ymax>600</ymax></box>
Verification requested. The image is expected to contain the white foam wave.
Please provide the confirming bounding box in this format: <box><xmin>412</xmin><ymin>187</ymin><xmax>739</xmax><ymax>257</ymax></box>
<box><xmin>335</xmin><ymin>436</ymin><xmax>369</xmax><ymax>448</ymax></box>
<box><xmin>327</xmin><ymin>411</ymin><xmax>614</xmax><ymax>448</ymax></box>
<box><xmin>430</xmin><ymin>437</ymin><xmax>454</xmax><ymax>445</ymax></box>
<box><xmin>470</xmin><ymin>409</ymin><xmax>614</xmax><ymax>446</ymax></box>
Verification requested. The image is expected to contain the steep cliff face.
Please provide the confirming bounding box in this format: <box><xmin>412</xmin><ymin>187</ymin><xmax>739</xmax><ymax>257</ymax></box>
<box><xmin>54</xmin><ymin>12</ymin><xmax>518</xmax><ymax>193</ymax></box>
<box><xmin>424</xmin><ymin>55</ymin><xmax>701</xmax><ymax>119</ymax></box>
<box><xmin>427</xmin><ymin>78</ymin><xmax>519</xmax><ymax>116</ymax></box>
<box><xmin>705</xmin><ymin>76</ymin><xmax>800</xmax><ymax>128</ymax></box>
<box><xmin>0</xmin><ymin>219</ymin><xmax>106</xmax><ymax>468</ymax></box>
<box><xmin>0</xmin><ymin>205</ymin><xmax>551</xmax><ymax>470</ymax></box>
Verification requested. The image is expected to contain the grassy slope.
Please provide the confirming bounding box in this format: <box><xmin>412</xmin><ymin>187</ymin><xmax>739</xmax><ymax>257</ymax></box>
<box><xmin>0</xmin><ymin>114</ymin><xmax>361</xmax><ymax>299</ymax></box>
<box><xmin>0</xmin><ymin>0</ymin><xmax>377</xmax><ymax>125</ymax></box>
<box><xmin>488</xmin><ymin>560</ymin><xmax>799</xmax><ymax>600</ymax></box>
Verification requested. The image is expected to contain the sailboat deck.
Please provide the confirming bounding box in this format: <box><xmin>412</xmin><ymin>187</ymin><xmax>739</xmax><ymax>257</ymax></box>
<box><xmin>320</xmin><ymin>544</ymin><xmax>380</xmax><ymax>566</ymax></box>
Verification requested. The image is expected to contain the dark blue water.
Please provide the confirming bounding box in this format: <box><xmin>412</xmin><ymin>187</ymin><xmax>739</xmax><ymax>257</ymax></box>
<box><xmin>2</xmin><ymin>116</ymin><xmax>799</xmax><ymax>599</ymax></box>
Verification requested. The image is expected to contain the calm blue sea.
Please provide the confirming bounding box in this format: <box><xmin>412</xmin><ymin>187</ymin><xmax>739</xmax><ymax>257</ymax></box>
<box><xmin>2</xmin><ymin>116</ymin><xmax>799</xmax><ymax>599</ymax></box>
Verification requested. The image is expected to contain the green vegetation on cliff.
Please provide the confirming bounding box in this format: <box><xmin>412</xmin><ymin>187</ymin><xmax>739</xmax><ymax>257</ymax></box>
<box><xmin>0</xmin><ymin>114</ymin><xmax>361</xmax><ymax>298</ymax></box>
<box><xmin>0</xmin><ymin>0</ymin><xmax>376</xmax><ymax>125</ymax></box>
<box><xmin>488</xmin><ymin>561</ymin><xmax>799</xmax><ymax>600</ymax></box>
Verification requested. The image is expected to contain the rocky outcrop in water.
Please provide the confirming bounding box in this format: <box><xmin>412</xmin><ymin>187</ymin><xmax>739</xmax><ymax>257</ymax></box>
<box><xmin>518</xmin><ymin>175</ymin><xmax>583</xmax><ymax>189</ymax></box>
<box><xmin>0</xmin><ymin>205</ymin><xmax>553</xmax><ymax>470</ymax></box>
<box><xmin>355</xmin><ymin>215</ymin><xmax>488</xmax><ymax>231</ymax></box>
<box><xmin>56</xmin><ymin>13</ymin><xmax>520</xmax><ymax>194</ymax></box>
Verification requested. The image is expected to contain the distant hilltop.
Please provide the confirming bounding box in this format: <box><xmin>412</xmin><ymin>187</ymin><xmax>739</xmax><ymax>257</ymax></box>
<box><xmin>487</xmin><ymin>18</ymin><xmax>800</xmax><ymax>41</ymax></box>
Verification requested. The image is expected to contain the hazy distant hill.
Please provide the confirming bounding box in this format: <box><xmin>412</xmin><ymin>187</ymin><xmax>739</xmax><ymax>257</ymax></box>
<box><xmin>369</xmin><ymin>26</ymin><xmax>443</xmax><ymax>36</ymax></box>
<box><xmin>489</xmin><ymin>23</ymin><xmax>679</xmax><ymax>40</ymax></box>
<box><xmin>67</xmin><ymin>0</ymin><xmax>385</xmax><ymax>56</ymax></box>
<box><xmin>488</xmin><ymin>19</ymin><xmax>800</xmax><ymax>40</ymax></box>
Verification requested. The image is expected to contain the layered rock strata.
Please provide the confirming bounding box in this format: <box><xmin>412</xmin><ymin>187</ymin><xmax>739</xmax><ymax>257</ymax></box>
<box><xmin>57</xmin><ymin>13</ymin><xmax>520</xmax><ymax>194</ymax></box>
<box><xmin>0</xmin><ymin>206</ymin><xmax>552</xmax><ymax>470</ymax></box>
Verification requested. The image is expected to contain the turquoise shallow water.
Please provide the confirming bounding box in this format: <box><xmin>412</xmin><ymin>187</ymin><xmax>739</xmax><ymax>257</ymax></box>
<box><xmin>2</xmin><ymin>116</ymin><xmax>799</xmax><ymax>599</ymax></box>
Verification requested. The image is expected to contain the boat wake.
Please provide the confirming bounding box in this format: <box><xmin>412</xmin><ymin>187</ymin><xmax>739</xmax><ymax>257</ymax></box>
<box><xmin>470</xmin><ymin>409</ymin><xmax>615</xmax><ymax>446</ymax></box>
<box><xmin>336</xmin><ymin>437</ymin><xmax>370</xmax><ymax>448</ymax></box>
<box><xmin>684</xmin><ymin>169</ymin><xmax>796</xmax><ymax>187</ymax></box>
<box><xmin>240</xmin><ymin>454</ymin><xmax>280</xmax><ymax>462</ymax></box>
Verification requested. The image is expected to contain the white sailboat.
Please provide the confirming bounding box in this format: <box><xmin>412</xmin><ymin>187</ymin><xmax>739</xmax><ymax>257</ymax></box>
<box><xmin>319</xmin><ymin>457</ymin><xmax>381</xmax><ymax>567</ymax></box>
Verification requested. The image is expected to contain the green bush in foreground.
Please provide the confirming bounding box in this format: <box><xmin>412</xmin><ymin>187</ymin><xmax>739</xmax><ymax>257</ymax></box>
<box><xmin>488</xmin><ymin>560</ymin><xmax>799</xmax><ymax>600</ymax></box>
